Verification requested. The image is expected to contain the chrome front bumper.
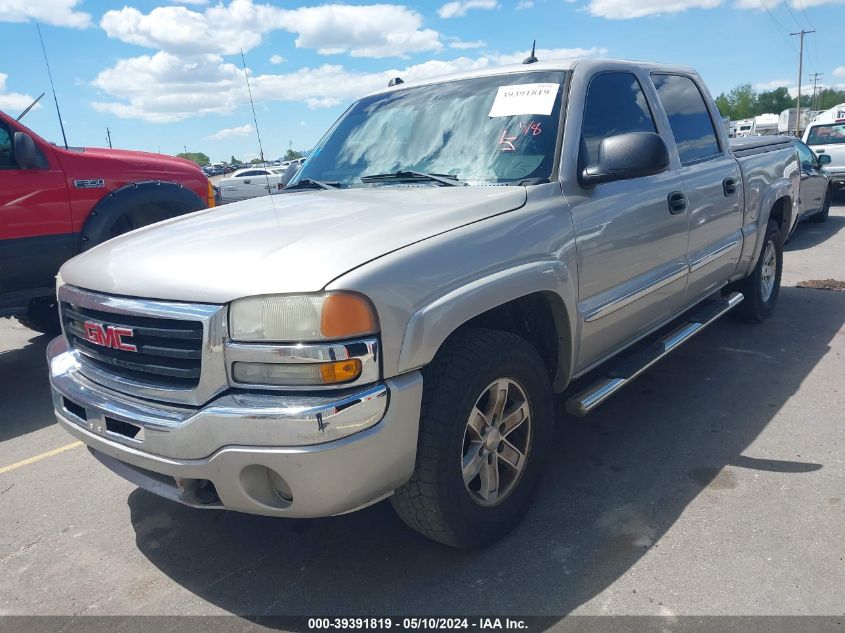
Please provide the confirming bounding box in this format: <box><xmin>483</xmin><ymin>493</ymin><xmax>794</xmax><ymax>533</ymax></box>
<box><xmin>48</xmin><ymin>337</ymin><xmax>424</xmax><ymax>517</ymax></box>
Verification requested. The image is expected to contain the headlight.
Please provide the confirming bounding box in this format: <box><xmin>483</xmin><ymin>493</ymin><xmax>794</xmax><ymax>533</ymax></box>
<box><xmin>228</xmin><ymin>292</ymin><xmax>378</xmax><ymax>342</ymax></box>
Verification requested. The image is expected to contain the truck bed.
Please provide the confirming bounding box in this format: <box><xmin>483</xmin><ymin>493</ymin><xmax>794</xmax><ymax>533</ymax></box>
<box><xmin>730</xmin><ymin>135</ymin><xmax>794</xmax><ymax>157</ymax></box>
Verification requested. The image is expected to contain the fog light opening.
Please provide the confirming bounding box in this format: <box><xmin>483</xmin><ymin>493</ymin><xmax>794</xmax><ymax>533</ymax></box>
<box><xmin>238</xmin><ymin>464</ymin><xmax>293</xmax><ymax>510</ymax></box>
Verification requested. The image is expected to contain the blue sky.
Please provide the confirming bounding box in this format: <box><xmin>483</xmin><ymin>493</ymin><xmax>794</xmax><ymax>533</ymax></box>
<box><xmin>1</xmin><ymin>0</ymin><xmax>842</xmax><ymax>162</ymax></box>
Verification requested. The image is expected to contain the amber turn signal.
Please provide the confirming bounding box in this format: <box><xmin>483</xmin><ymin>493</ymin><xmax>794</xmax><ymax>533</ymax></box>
<box><xmin>320</xmin><ymin>293</ymin><xmax>378</xmax><ymax>339</ymax></box>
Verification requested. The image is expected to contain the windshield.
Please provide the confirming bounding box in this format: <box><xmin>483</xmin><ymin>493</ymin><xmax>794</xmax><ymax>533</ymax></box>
<box><xmin>292</xmin><ymin>70</ymin><xmax>568</xmax><ymax>187</ymax></box>
<box><xmin>806</xmin><ymin>123</ymin><xmax>845</xmax><ymax>146</ymax></box>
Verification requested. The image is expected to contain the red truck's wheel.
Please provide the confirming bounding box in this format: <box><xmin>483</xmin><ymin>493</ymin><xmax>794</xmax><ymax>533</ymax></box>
<box><xmin>391</xmin><ymin>328</ymin><xmax>553</xmax><ymax>548</ymax></box>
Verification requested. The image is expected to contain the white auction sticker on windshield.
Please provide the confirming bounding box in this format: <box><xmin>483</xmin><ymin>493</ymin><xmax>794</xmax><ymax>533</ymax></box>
<box><xmin>488</xmin><ymin>83</ymin><xmax>560</xmax><ymax>118</ymax></box>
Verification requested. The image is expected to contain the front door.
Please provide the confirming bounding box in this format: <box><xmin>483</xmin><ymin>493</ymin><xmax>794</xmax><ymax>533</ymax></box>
<box><xmin>567</xmin><ymin>71</ymin><xmax>690</xmax><ymax>370</ymax></box>
<box><xmin>795</xmin><ymin>140</ymin><xmax>827</xmax><ymax>216</ymax></box>
<box><xmin>0</xmin><ymin>119</ymin><xmax>73</xmax><ymax>294</ymax></box>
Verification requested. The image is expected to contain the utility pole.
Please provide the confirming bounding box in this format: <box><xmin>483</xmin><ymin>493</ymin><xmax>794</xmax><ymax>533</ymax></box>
<box><xmin>809</xmin><ymin>72</ymin><xmax>823</xmax><ymax>112</ymax></box>
<box><xmin>106</xmin><ymin>126</ymin><xmax>112</xmax><ymax>149</ymax></box>
<box><xmin>790</xmin><ymin>29</ymin><xmax>814</xmax><ymax>135</ymax></box>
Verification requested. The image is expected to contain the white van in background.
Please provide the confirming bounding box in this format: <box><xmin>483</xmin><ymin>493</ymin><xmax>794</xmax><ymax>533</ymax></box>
<box><xmin>804</xmin><ymin>104</ymin><xmax>845</xmax><ymax>190</ymax></box>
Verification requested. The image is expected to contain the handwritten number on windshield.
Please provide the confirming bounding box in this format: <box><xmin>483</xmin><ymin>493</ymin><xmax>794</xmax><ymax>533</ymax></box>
<box><xmin>499</xmin><ymin>121</ymin><xmax>543</xmax><ymax>151</ymax></box>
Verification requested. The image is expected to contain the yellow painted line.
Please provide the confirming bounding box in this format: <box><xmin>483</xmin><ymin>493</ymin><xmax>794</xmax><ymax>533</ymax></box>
<box><xmin>0</xmin><ymin>441</ymin><xmax>83</xmax><ymax>475</ymax></box>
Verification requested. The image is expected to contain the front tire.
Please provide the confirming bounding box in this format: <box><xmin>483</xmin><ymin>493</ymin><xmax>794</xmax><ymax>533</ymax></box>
<box><xmin>19</xmin><ymin>296</ymin><xmax>61</xmax><ymax>335</ymax></box>
<box><xmin>733</xmin><ymin>218</ymin><xmax>783</xmax><ymax>322</ymax></box>
<box><xmin>391</xmin><ymin>328</ymin><xmax>553</xmax><ymax>548</ymax></box>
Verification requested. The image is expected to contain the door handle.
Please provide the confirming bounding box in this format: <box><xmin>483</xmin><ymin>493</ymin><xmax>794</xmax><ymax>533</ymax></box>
<box><xmin>243</xmin><ymin>179</ymin><xmax>251</xmax><ymax>184</ymax></box>
<box><xmin>667</xmin><ymin>191</ymin><xmax>687</xmax><ymax>215</ymax></box>
<box><xmin>722</xmin><ymin>177</ymin><xmax>737</xmax><ymax>196</ymax></box>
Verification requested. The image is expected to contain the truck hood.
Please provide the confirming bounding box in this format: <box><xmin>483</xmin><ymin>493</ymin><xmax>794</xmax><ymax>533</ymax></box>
<box><xmin>56</xmin><ymin>146</ymin><xmax>204</xmax><ymax>180</ymax></box>
<box><xmin>60</xmin><ymin>186</ymin><xmax>527</xmax><ymax>303</ymax></box>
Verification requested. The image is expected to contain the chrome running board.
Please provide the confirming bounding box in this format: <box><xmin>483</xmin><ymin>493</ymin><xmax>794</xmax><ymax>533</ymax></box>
<box><xmin>566</xmin><ymin>292</ymin><xmax>744</xmax><ymax>417</ymax></box>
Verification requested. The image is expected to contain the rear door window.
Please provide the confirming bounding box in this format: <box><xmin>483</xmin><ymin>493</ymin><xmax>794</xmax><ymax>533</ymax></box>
<box><xmin>652</xmin><ymin>74</ymin><xmax>721</xmax><ymax>165</ymax></box>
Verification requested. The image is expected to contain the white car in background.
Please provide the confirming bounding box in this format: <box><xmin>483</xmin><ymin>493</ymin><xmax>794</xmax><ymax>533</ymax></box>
<box><xmin>803</xmin><ymin>104</ymin><xmax>845</xmax><ymax>191</ymax></box>
<box><xmin>218</xmin><ymin>167</ymin><xmax>287</xmax><ymax>203</ymax></box>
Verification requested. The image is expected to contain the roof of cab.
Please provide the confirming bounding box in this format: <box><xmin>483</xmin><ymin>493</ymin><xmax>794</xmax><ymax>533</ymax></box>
<box><xmin>363</xmin><ymin>58</ymin><xmax>699</xmax><ymax>99</ymax></box>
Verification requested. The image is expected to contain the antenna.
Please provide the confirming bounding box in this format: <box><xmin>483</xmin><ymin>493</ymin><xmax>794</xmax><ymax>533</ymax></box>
<box><xmin>522</xmin><ymin>40</ymin><xmax>538</xmax><ymax>65</ymax></box>
<box><xmin>35</xmin><ymin>23</ymin><xmax>68</xmax><ymax>149</ymax></box>
<box><xmin>240</xmin><ymin>49</ymin><xmax>273</xmax><ymax>196</ymax></box>
<box><xmin>106</xmin><ymin>126</ymin><xmax>113</xmax><ymax>149</ymax></box>
<box><xmin>16</xmin><ymin>93</ymin><xmax>45</xmax><ymax>121</ymax></box>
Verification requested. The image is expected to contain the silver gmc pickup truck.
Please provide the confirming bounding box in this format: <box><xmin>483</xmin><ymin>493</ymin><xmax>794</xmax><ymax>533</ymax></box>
<box><xmin>47</xmin><ymin>58</ymin><xmax>800</xmax><ymax>548</ymax></box>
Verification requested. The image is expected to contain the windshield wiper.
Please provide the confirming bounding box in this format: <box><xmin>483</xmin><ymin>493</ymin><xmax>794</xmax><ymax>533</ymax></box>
<box><xmin>360</xmin><ymin>170</ymin><xmax>465</xmax><ymax>187</ymax></box>
<box><xmin>285</xmin><ymin>178</ymin><xmax>339</xmax><ymax>191</ymax></box>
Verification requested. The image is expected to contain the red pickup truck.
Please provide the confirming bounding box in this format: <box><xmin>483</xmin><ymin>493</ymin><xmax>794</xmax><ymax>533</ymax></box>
<box><xmin>0</xmin><ymin>109</ymin><xmax>214</xmax><ymax>333</ymax></box>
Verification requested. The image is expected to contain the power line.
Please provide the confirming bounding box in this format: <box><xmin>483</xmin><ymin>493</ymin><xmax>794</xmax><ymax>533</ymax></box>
<box><xmin>756</xmin><ymin>0</ymin><xmax>797</xmax><ymax>53</ymax></box>
<box><xmin>781</xmin><ymin>0</ymin><xmax>804</xmax><ymax>30</ymax></box>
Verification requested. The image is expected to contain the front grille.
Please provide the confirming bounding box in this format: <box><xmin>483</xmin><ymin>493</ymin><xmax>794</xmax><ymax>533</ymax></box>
<box><xmin>61</xmin><ymin>301</ymin><xmax>204</xmax><ymax>390</ymax></box>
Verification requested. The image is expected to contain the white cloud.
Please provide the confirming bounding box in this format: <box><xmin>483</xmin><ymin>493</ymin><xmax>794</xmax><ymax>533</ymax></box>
<box><xmin>589</xmin><ymin>0</ymin><xmax>843</xmax><ymax>19</ymax></box>
<box><xmin>449</xmin><ymin>39</ymin><xmax>486</xmax><ymax>49</ymax></box>
<box><xmin>0</xmin><ymin>0</ymin><xmax>91</xmax><ymax>28</ymax></box>
<box><xmin>270</xmin><ymin>54</ymin><xmax>286</xmax><ymax>64</ymax></box>
<box><xmin>90</xmin><ymin>46</ymin><xmax>605</xmax><ymax>123</ymax></box>
<box><xmin>586</xmin><ymin>0</ymin><xmax>722</xmax><ymax>18</ymax></box>
<box><xmin>753</xmin><ymin>79</ymin><xmax>791</xmax><ymax>91</ymax></box>
<box><xmin>834</xmin><ymin>66</ymin><xmax>845</xmax><ymax>78</ymax></box>
<box><xmin>0</xmin><ymin>73</ymin><xmax>40</xmax><ymax>112</ymax></box>
<box><xmin>101</xmin><ymin>0</ymin><xmax>442</xmax><ymax>58</ymax></box>
<box><xmin>438</xmin><ymin>0</ymin><xmax>498</xmax><ymax>18</ymax></box>
<box><xmin>280</xmin><ymin>5</ymin><xmax>441</xmax><ymax>57</ymax></box>
<box><xmin>492</xmin><ymin>46</ymin><xmax>606</xmax><ymax>65</ymax></box>
<box><xmin>735</xmin><ymin>0</ymin><xmax>845</xmax><ymax>8</ymax></box>
<box><xmin>206</xmin><ymin>123</ymin><xmax>254</xmax><ymax>140</ymax></box>
<box><xmin>515</xmin><ymin>0</ymin><xmax>534</xmax><ymax>8</ymax></box>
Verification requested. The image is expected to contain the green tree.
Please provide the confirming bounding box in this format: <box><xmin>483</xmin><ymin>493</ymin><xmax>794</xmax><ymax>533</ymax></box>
<box><xmin>176</xmin><ymin>152</ymin><xmax>210</xmax><ymax>166</ymax></box>
<box><xmin>249</xmin><ymin>158</ymin><xmax>264</xmax><ymax>164</ymax></box>
<box><xmin>283</xmin><ymin>148</ymin><xmax>303</xmax><ymax>161</ymax></box>
<box><xmin>230</xmin><ymin>155</ymin><xmax>241</xmax><ymax>165</ymax></box>
<box><xmin>715</xmin><ymin>93</ymin><xmax>731</xmax><ymax>118</ymax></box>
<box><xmin>756</xmin><ymin>87</ymin><xmax>793</xmax><ymax>115</ymax></box>
<box><xmin>816</xmin><ymin>88</ymin><xmax>845</xmax><ymax>111</ymax></box>
<box><xmin>728</xmin><ymin>84</ymin><xmax>758</xmax><ymax>119</ymax></box>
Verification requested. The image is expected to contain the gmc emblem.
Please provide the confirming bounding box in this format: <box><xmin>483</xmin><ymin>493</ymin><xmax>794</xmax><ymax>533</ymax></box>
<box><xmin>83</xmin><ymin>321</ymin><xmax>137</xmax><ymax>352</ymax></box>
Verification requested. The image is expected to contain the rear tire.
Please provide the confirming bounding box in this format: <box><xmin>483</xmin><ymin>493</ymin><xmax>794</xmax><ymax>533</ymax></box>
<box><xmin>733</xmin><ymin>218</ymin><xmax>782</xmax><ymax>323</ymax></box>
<box><xmin>391</xmin><ymin>328</ymin><xmax>553</xmax><ymax>548</ymax></box>
<box><xmin>810</xmin><ymin>187</ymin><xmax>832</xmax><ymax>223</ymax></box>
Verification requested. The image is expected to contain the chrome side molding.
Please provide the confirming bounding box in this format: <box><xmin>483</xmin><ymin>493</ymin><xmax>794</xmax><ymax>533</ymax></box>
<box><xmin>567</xmin><ymin>292</ymin><xmax>744</xmax><ymax>416</ymax></box>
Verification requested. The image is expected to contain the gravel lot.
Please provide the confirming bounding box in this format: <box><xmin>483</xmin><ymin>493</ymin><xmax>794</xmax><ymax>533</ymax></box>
<box><xmin>1</xmin><ymin>200</ymin><xmax>844</xmax><ymax>623</ymax></box>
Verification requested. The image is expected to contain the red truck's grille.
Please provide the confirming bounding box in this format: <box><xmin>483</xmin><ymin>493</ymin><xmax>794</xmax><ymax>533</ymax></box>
<box><xmin>61</xmin><ymin>302</ymin><xmax>204</xmax><ymax>390</ymax></box>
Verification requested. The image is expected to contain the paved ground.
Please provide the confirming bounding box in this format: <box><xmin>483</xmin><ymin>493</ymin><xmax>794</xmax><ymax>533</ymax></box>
<box><xmin>1</xmin><ymin>201</ymin><xmax>844</xmax><ymax>622</ymax></box>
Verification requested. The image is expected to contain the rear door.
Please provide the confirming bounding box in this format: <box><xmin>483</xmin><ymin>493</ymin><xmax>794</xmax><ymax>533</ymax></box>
<box><xmin>0</xmin><ymin>118</ymin><xmax>73</xmax><ymax>295</ymax></box>
<box><xmin>565</xmin><ymin>69</ymin><xmax>690</xmax><ymax>370</ymax></box>
<box><xmin>651</xmin><ymin>73</ymin><xmax>743</xmax><ymax>302</ymax></box>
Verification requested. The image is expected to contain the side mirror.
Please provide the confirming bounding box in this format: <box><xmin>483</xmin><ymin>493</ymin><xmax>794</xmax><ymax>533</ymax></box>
<box><xmin>581</xmin><ymin>132</ymin><xmax>669</xmax><ymax>187</ymax></box>
<box><xmin>281</xmin><ymin>160</ymin><xmax>301</xmax><ymax>188</ymax></box>
<box><xmin>818</xmin><ymin>153</ymin><xmax>832</xmax><ymax>166</ymax></box>
<box><xmin>13</xmin><ymin>132</ymin><xmax>42</xmax><ymax>169</ymax></box>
